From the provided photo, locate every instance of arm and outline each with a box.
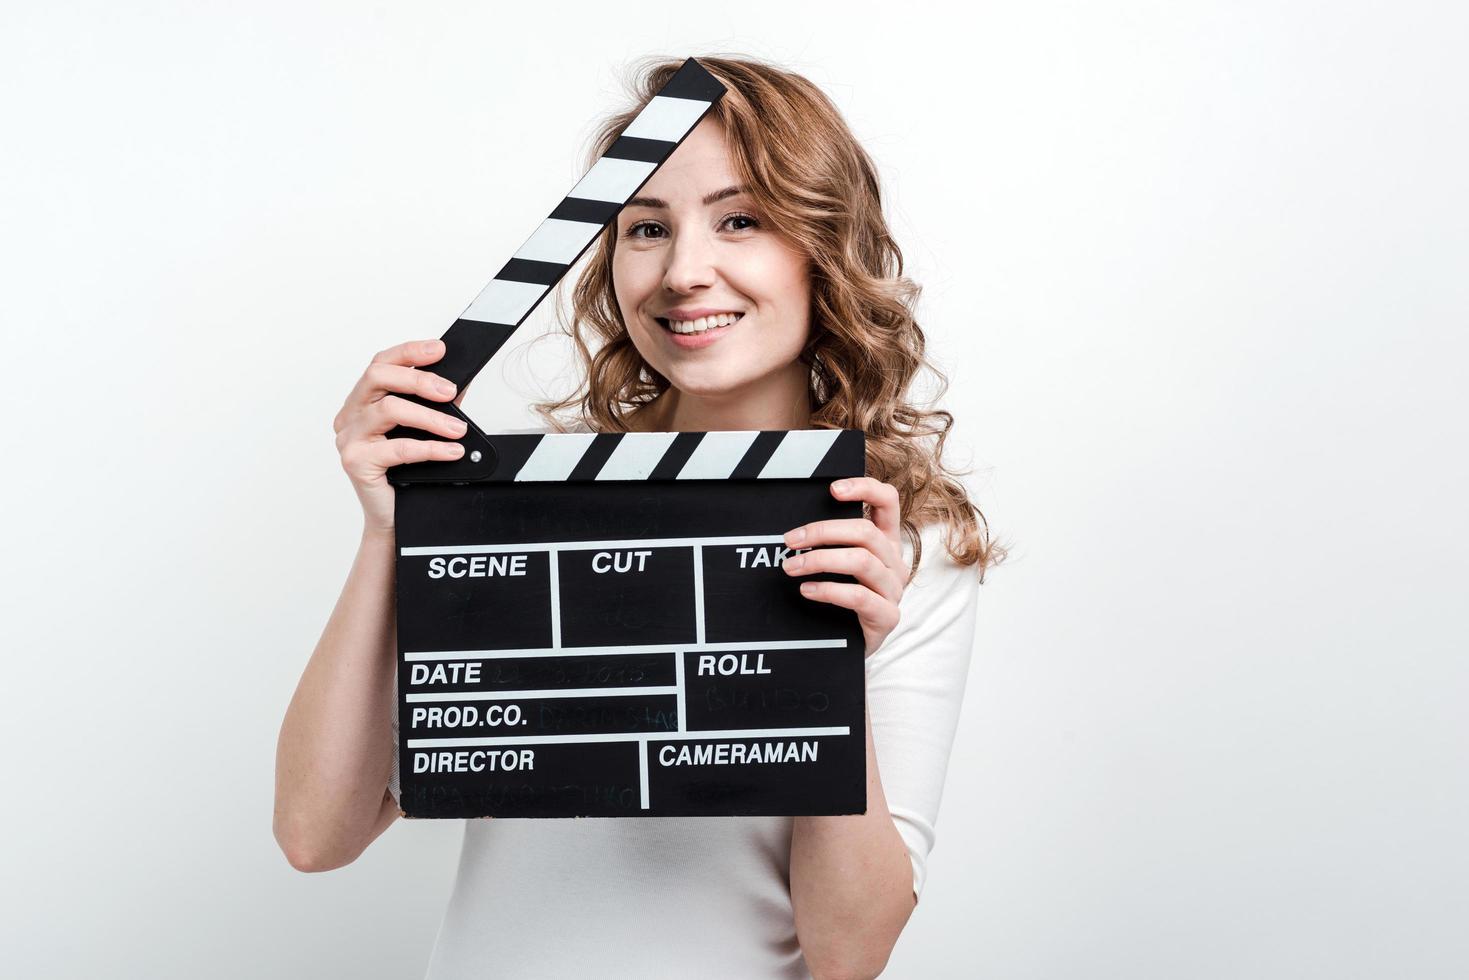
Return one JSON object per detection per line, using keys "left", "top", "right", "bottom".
{"left": 785, "top": 504, "right": 982, "bottom": 978}
{"left": 272, "top": 526, "right": 403, "bottom": 872}
{"left": 272, "top": 338, "right": 470, "bottom": 872}
{"left": 790, "top": 713, "right": 916, "bottom": 980}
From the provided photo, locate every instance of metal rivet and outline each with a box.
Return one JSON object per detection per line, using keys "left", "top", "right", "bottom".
{"left": 469, "top": 450, "right": 482, "bottom": 463}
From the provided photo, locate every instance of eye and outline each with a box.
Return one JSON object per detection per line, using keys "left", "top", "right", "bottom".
{"left": 624, "top": 220, "right": 666, "bottom": 241}
{"left": 723, "top": 212, "right": 759, "bottom": 231}
{"left": 622, "top": 212, "right": 760, "bottom": 241}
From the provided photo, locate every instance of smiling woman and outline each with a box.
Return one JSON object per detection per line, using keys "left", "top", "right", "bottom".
{"left": 276, "top": 53, "right": 1004, "bottom": 980}
{"left": 536, "top": 57, "right": 998, "bottom": 582}
{"left": 611, "top": 128, "right": 814, "bottom": 406}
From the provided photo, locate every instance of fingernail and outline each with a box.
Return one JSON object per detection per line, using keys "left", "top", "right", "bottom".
{"left": 800, "top": 583, "right": 816, "bottom": 595}
{"left": 422, "top": 340, "right": 443, "bottom": 355}
{"left": 833, "top": 480, "right": 850, "bottom": 492}
{"left": 435, "top": 379, "right": 456, "bottom": 396}
{"left": 787, "top": 528, "right": 806, "bottom": 545}
{"left": 783, "top": 555, "right": 804, "bottom": 571}
{"left": 448, "top": 418, "right": 467, "bottom": 434}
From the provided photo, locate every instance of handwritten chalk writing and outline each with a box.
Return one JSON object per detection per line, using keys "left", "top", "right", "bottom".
{"left": 409, "top": 704, "right": 524, "bottom": 728}
{"left": 734, "top": 545, "right": 811, "bottom": 569}
{"left": 701, "top": 685, "right": 831, "bottom": 714}
{"left": 427, "top": 554, "right": 529, "bottom": 579}
{"left": 543, "top": 783, "right": 640, "bottom": 810}
{"left": 657, "top": 740, "right": 819, "bottom": 766}
{"left": 413, "top": 749, "right": 535, "bottom": 773}
{"left": 536, "top": 701, "right": 677, "bottom": 733}
{"left": 591, "top": 550, "right": 653, "bottom": 573}
{"left": 410, "top": 662, "right": 482, "bottom": 686}
{"left": 696, "top": 653, "right": 771, "bottom": 676}
{"left": 476, "top": 658, "right": 655, "bottom": 688}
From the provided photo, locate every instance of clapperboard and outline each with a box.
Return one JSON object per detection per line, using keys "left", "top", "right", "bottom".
{"left": 386, "top": 58, "right": 866, "bottom": 819}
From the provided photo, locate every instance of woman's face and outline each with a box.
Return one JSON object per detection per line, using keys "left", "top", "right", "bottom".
{"left": 612, "top": 116, "right": 812, "bottom": 402}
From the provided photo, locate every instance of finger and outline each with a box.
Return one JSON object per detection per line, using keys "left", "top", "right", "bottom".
{"left": 367, "top": 394, "right": 469, "bottom": 440}
{"left": 830, "top": 477, "right": 901, "bottom": 541}
{"left": 341, "top": 437, "right": 465, "bottom": 477}
{"left": 784, "top": 518, "right": 899, "bottom": 571}
{"left": 360, "top": 437, "right": 467, "bottom": 473}
{"left": 342, "top": 361, "right": 458, "bottom": 421}
{"left": 796, "top": 581, "right": 900, "bottom": 632}
{"left": 372, "top": 338, "right": 450, "bottom": 368}
{"left": 782, "top": 546, "right": 904, "bottom": 603}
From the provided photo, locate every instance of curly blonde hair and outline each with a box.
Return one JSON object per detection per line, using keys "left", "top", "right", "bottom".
{"left": 531, "top": 54, "right": 1004, "bottom": 580}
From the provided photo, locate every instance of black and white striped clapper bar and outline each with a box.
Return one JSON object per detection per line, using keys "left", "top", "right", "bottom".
{"left": 386, "top": 58, "right": 866, "bottom": 819}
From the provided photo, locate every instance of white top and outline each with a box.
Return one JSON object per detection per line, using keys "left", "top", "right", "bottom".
{"left": 389, "top": 425, "right": 981, "bottom": 979}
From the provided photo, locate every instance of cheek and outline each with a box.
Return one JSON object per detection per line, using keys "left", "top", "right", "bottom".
{"left": 751, "top": 243, "right": 811, "bottom": 308}
{"left": 611, "top": 255, "right": 646, "bottom": 319}
{"left": 760, "top": 261, "right": 813, "bottom": 334}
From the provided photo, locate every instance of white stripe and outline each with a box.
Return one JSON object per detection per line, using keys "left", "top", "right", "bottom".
{"left": 402, "top": 532, "right": 786, "bottom": 555}
{"left": 639, "top": 740, "right": 650, "bottom": 809}
{"left": 460, "top": 277, "right": 546, "bottom": 325}
{"left": 513, "top": 217, "right": 603, "bottom": 265}
{"left": 403, "top": 638, "right": 847, "bottom": 662}
{"left": 675, "top": 652, "right": 686, "bottom": 732}
{"left": 693, "top": 544, "right": 706, "bottom": 646}
{"left": 548, "top": 549, "right": 561, "bottom": 649}
{"left": 676, "top": 430, "right": 760, "bottom": 479}
{"left": 757, "top": 429, "right": 843, "bottom": 478}
{"left": 622, "top": 95, "right": 714, "bottom": 143}
{"left": 568, "top": 156, "right": 657, "bottom": 203}
{"left": 595, "top": 431, "right": 680, "bottom": 480}
{"left": 407, "top": 725, "right": 851, "bottom": 748}
{"left": 406, "top": 686, "right": 677, "bottom": 702}
{"left": 514, "top": 432, "right": 598, "bottom": 481}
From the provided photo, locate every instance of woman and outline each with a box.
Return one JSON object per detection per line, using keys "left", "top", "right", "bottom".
{"left": 275, "top": 55, "right": 1002, "bottom": 979}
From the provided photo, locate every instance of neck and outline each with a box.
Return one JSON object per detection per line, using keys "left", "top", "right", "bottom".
{"left": 636, "top": 362, "right": 814, "bottom": 432}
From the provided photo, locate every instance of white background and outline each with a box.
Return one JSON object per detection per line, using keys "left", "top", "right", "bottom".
{"left": 3, "top": 1, "right": 1466, "bottom": 977}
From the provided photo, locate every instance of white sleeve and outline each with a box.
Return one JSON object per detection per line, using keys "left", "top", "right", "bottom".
{"left": 865, "top": 523, "right": 982, "bottom": 902}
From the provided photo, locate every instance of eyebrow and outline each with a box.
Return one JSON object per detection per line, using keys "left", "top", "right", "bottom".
{"left": 624, "top": 185, "right": 748, "bottom": 210}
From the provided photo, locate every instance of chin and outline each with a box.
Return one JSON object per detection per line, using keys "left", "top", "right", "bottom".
{"left": 662, "top": 371, "right": 749, "bottom": 398}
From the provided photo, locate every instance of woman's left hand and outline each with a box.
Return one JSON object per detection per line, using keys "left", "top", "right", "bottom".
{"left": 783, "top": 477, "right": 908, "bottom": 657}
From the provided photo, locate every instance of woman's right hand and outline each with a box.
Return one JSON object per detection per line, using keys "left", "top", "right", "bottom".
{"left": 333, "top": 338, "right": 468, "bottom": 532}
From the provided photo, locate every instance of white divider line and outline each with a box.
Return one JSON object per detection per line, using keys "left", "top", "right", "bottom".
{"left": 638, "top": 739, "right": 650, "bottom": 810}
{"left": 405, "top": 638, "right": 847, "bottom": 662}
{"left": 407, "top": 725, "right": 851, "bottom": 749}
{"left": 407, "top": 686, "right": 678, "bottom": 703}
{"left": 401, "top": 533, "right": 787, "bottom": 556}
{"left": 693, "top": 544, "right": 706, "bottom": 645}
{"left": 675, "top": 651, "right": 686, "bottom": 732}
{"left": 548, "top": 548, "right": 561, "bottom": 649}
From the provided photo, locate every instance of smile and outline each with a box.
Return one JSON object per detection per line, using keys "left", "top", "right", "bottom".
{"left": 654, "top": 312, "right": 744, "bottom": 349}
{"left": 657, "top": 312, "right": 744, "bottom": 334}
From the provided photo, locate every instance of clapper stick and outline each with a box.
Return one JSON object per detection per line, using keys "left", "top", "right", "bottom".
{"left": 385, "top": 56, "right": 727, "bottom": 482}
{"left": 384, "top": 56, "right": 869, "bottom": 819}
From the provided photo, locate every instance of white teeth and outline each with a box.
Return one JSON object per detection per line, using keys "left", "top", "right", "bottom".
{"left": 666, "top": 312, "right": 742, "bottom": 334}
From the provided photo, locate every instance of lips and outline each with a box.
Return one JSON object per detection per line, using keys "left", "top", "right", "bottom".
{"left": 656, "top": 312, "right": 745, "bottom": 335}
{"left": 654, "top": 312, "right": 741, "bottom": 349}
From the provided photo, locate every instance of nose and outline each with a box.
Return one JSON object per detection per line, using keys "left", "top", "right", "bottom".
{"left": 661, "top": 227, "right": 717, "bottom": 294}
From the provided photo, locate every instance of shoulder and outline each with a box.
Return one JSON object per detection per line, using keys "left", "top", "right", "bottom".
{"left": 900, "top": 522, "right": 981, "bottom": 607}
{"left": 869, "top": 521, "right": 982, "bottom": 664}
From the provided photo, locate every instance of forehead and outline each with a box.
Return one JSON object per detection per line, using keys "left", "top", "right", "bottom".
{"left": 630, "top": 115, "right": 738, "bottom": 203}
